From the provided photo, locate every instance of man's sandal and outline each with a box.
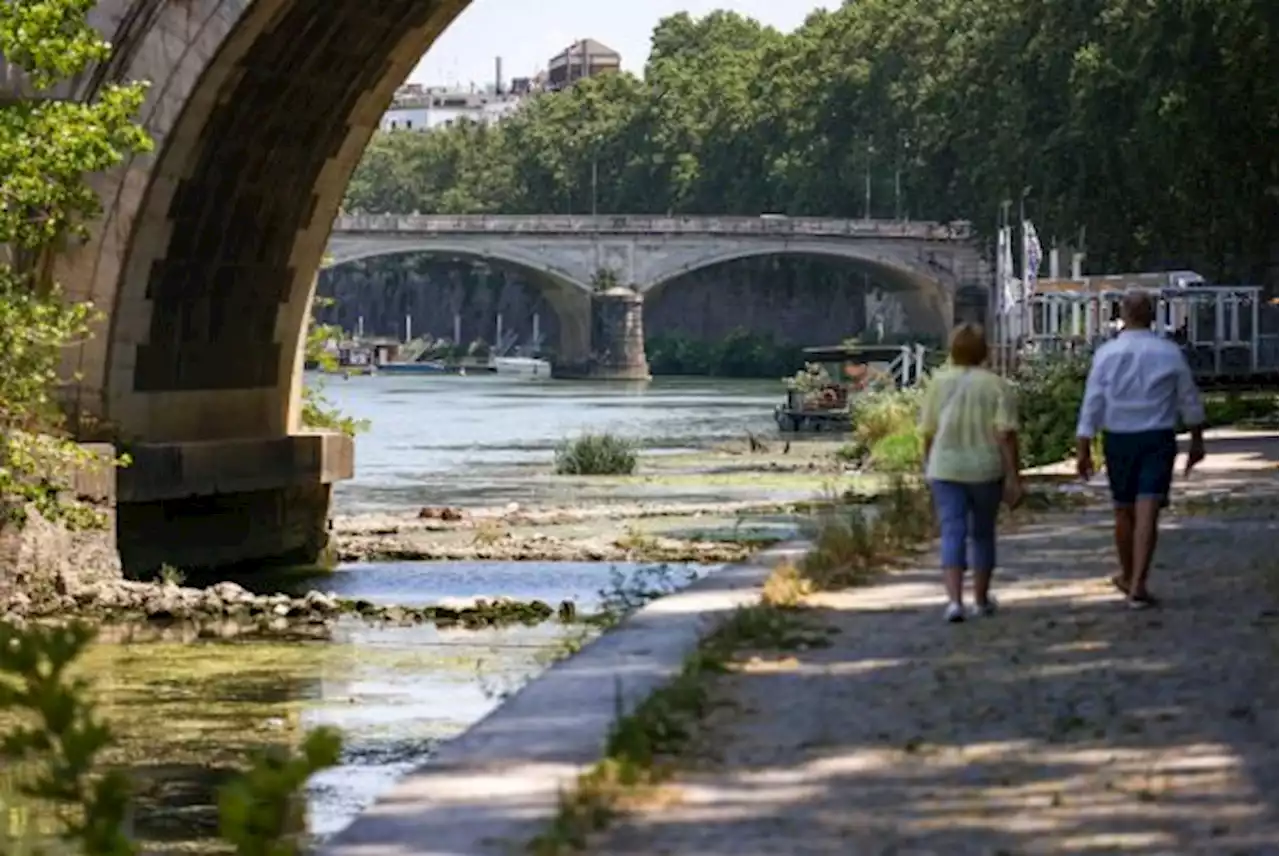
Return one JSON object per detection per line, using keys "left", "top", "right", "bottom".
{"left": 1126, "top": 591, "right": 1160, "bottom": 610}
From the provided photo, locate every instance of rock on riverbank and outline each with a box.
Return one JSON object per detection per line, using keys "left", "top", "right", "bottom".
{"left": 1, "top": 577, "right": 567, "bottom": 635}
{"left": 336, "top": 530, "right": 754, "bottom": 564}
{"left": 334, "top": 499, "right": 806, "bottom": 537}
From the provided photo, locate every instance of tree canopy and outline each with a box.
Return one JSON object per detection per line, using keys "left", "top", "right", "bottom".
{"left": 345, "top": 1, "right": 1277, "bottom": 286}
{"left": 1, "top": 0, "right": 152, "bottom": 523}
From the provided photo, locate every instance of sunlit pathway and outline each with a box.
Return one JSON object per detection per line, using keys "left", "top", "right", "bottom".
{"left": 589, "top": 441, "right": 1279, "bottom": 855}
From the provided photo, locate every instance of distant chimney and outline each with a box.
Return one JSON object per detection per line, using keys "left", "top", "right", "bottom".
{"left": 495, "top": 56, "right": 503, "bottom": 94}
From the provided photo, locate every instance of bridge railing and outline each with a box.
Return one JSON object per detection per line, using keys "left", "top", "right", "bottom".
{"left": 332, "top": 213, "right": 973, "bottom": 241}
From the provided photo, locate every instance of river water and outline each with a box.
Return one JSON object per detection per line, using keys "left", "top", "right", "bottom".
{"left": 2, "top": 375, "right": 782, "bottom": 852}
{"left": 326, "top": 373, "right": 780, "bottom": 513}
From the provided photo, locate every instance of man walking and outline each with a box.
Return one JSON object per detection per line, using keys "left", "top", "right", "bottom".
{"left": 1075, "top": 291, "right": 1207, "bottom": 609}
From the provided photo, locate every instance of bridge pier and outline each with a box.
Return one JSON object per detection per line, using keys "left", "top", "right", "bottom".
{"left": 555, "top": 288, "right": 651, "bottom": 380}
{"left": 114, "top": 433, "right": 354, "bottom": 576}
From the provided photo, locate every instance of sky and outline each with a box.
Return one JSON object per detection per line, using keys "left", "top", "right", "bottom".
{"left": 408, "top": 0, "right": 836, "bottom": 88}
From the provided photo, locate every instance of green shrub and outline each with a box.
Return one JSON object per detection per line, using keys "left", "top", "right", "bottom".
{"left": 0, "top": 622, "right": 341, "bottom": 856}
{"left": 1202, "top": 393, "right": 1278, "bottom": 429}
{"left": 852, "top": 387, "right": 921, "bottom": 449}
{"left": 554, "top": 433, "right": 637, "bottom": 476}
{"left": 1011, "top": 351, "right": 1091, "bottom": 468}
{"left": 868, "top": 429, "right": 922, "bottom": 473}
{"left": 844, "top": 387, "right": 922, "bottom": 464}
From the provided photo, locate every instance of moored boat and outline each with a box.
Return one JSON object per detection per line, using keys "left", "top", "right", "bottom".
{"left": 490, "top": 355, "right": 552, "bottom": 377}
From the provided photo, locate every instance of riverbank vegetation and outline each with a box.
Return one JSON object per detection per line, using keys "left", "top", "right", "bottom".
{"left": 301, "top": 298, "right": 368, "bottom": 436}
{"left": 0, "top": 0, "right": 152, "bottom": 526}
{"left": 345, "top": 1, "right": 1274, "bottom": 288}
{"left": 554, "top": 433, "right": 638, "bottom": 476}
{"left": 645, "top": 331, "right": 804, "bottom": 379}
{"left": 843, "top": 356, "right": 1278, "bottom": 475}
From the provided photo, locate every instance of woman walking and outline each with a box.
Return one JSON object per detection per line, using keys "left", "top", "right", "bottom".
{"left": 918, "top": 323, "right": 1024, "bottom": 622}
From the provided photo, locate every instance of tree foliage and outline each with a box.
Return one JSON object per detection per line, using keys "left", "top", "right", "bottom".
{"left": 346, "top": 2, "right": 1276, "bottom": 286}
{"left": 0, "top": 0, "right": 152, "bottom": 525}
{"left": 300, "top": 297, "right": 367, "bottom": 436}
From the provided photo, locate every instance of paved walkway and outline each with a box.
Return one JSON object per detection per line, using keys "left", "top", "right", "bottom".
{"left": 589, "top": 434, "right": 1278, "bottom": 855}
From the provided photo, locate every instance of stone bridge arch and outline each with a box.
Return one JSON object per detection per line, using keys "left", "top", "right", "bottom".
{"left": 62, "top": 0, "right": 477, "bottom": 446}
{"left": 636, "top": 243, "right": 957, "bottom": 340}
{"left": 51, "top": 0, "right": 481, "bottom": 574}
{"left": 38, "top": 0, "right": 981, "bottom": 576}
{"left": 322, "top": 245, "right": 595, "bottom": 363}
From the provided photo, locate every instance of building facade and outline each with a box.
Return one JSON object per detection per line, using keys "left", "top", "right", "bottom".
{"left": 546, "top": 39, "right": 620, "bottom": 91}
{"left": 379, "top": 83, "right": 524, "bottom": 132}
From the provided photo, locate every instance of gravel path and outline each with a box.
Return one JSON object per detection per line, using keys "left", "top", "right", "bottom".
{"left": 589, "top": 445, "right": 1278, "bottom": 855}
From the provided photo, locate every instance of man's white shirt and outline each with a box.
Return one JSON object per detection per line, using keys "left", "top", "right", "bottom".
{"left": 1076, "top": 330, "right": 1206, "bottom": 438}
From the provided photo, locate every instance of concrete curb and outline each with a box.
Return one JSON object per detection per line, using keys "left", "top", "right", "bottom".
{"left": 320, "top": 540, "right": 811, "bottom": 856}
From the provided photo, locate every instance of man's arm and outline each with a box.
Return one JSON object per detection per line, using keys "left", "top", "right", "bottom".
{"left": 1074, "top": 349, "right": 1108, "bottom": 471}
{"left": 1174, "top": 348, "right": 1207, "bottom": 469}
{"left": 995, "top": 380, "right": 1020, "bottom": 477}
{"left": 1075, "top": 350, "right": 1108, "bottom": 441}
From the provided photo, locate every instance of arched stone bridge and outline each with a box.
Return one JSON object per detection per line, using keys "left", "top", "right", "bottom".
{"left": 16, "top": 0, "right": 988, "bottom": 582}
{"left": 327, "top": 214, "right": 987, "bottom": 377}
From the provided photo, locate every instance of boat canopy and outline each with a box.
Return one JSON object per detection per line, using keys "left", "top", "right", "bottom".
{"left": 801, "top": 344, "right": 913, "bottom": 364}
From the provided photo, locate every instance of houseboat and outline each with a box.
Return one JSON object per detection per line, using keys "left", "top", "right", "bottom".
{"left": 774, "top": 343, "right": 932, "bottom": 433}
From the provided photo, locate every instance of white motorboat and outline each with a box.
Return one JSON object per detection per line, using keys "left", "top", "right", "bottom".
{"left": 490, "top": 355, "right": 552, "bottom": 377}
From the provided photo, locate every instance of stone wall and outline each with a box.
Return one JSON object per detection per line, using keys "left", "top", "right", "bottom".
{"left": 318, "top": 255, "right": 877, "bottom": 350}
{"left": 317, "top": 257, "right": 561, "bottom": 350}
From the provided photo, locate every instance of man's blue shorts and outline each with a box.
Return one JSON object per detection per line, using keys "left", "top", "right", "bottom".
{"left": 1102, "top": 429, "right": 1178, "bottom": 507}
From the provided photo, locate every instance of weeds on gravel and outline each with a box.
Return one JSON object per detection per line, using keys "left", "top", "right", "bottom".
{"left": 761, "top": 560, "right": 811, "bottom": 607}
{"left": 471, "top": 519, "right": 508, "bottom": 546}
{"left": 793, "top": 475, "right": 934, "bottom": 590}
{"left": 528, "top": 604, "right": 829, "bottom": 854}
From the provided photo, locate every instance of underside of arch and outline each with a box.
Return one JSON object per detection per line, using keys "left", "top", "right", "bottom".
{"left": 98, "top": 0, "right": 472, "bottom": 442}
{"left": 639, "top": 247, "right": 956, "bottom": 339}
{"left": 324, "top": 248, "right": 592, "bottom": 360}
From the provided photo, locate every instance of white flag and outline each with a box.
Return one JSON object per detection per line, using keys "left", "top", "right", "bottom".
{"left": 1022, "top": 220, "right": 1043, "bottom": 297}
{"left": 1000, "top": 226, "right": 1020, "bottom": 314}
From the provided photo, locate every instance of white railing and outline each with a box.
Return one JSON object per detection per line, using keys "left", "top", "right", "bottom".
{"left": 887, "top": 344, "right": 930, "bottom": 387}
{"left": 332, "top": 213, "right": 973, "bottom": 242}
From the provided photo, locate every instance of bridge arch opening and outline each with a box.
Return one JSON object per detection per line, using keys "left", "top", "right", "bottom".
{"left": 641, "top": 248, "right": 958, "bottom": 343}
{"left": 84, "top": 0, "right": 478, "bottom": 444}
{"left": 318, "top": 249, "right": 591, "bottom": 363}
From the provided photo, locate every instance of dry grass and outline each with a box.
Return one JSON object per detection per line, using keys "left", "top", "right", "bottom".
{"left": 791, "top": 476, "right": 935, "bottom": 591}
{"left": 761, "top": 561, "right": 811, "bottom": 608}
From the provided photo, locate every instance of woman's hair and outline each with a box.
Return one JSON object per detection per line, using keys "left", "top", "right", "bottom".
{"left": 949, "top": 323, "right": 989, "bottom": 366}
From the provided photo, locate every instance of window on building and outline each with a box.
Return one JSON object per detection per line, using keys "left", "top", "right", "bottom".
{"left": 405, "top": 120, "right": 413, "bottom": 130}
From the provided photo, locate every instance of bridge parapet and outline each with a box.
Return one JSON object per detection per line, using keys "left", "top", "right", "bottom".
{"left": 332, "top": 213, "right": 973, "bottom": 242}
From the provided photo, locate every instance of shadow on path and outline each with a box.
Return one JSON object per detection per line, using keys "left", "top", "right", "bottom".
{"left": 589, "top": 510, "right": 1278, "bottom": 855}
